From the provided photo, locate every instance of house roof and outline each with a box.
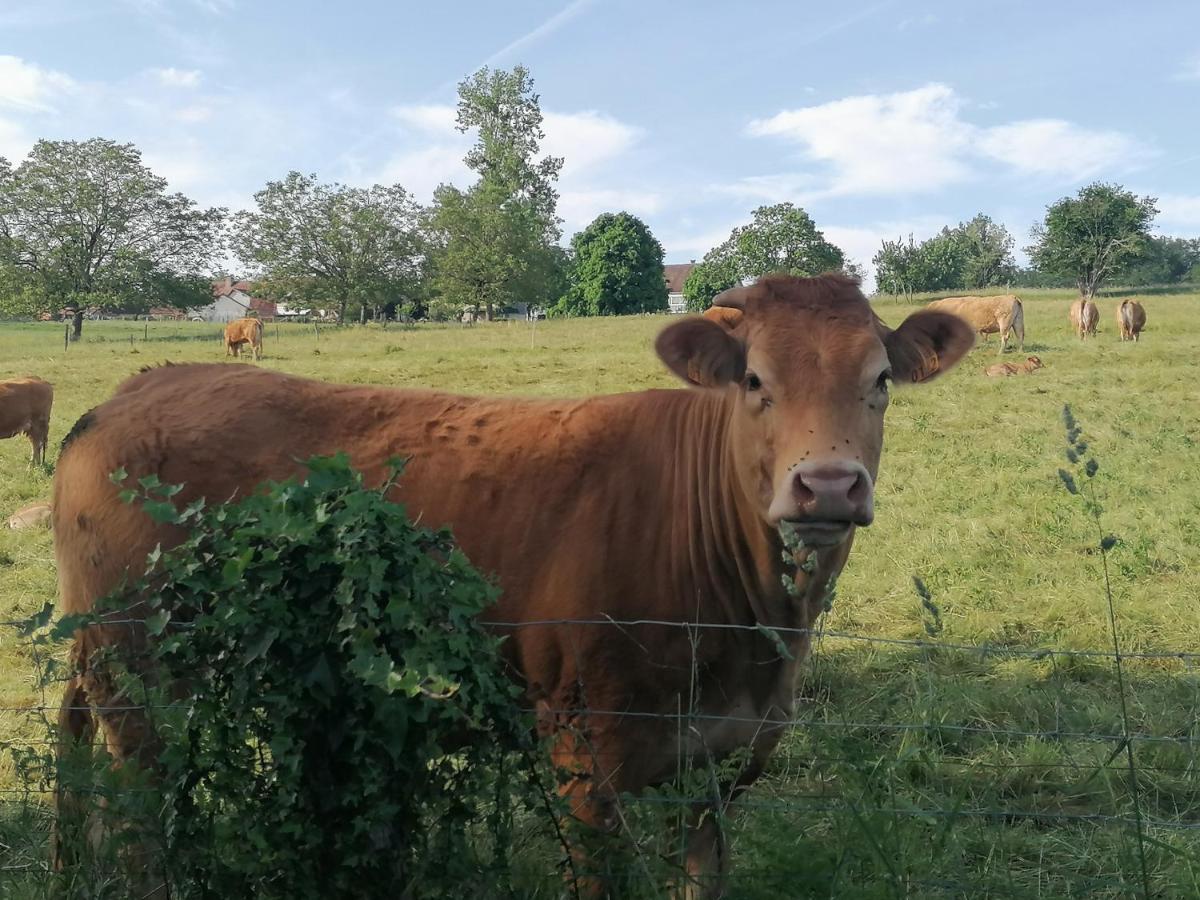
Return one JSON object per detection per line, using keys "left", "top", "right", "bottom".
{"left": 249, "top": 297, "right": 277, "bottom": 318}
{"left": 663, "top": 263, "right": 696, "bottom": 295}
{"left": 212, "top": 276, "right": 256, "bottom": 298}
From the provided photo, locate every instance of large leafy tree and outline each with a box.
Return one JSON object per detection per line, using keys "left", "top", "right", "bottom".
{"left": 708, "top": 203, "right": 846, "bottom": 282}
{"left": 0, "top": 138, "right": 223, "bottom": 338}
{"left": 552, "top": 212, "right": 666, "bottom": 316}
{"left": 955, "top": 213, "right": 1016, "bottom": 289}
{"left": 232, "top": 172, "right": 425, "bottom": 325}
{"left": 1027, "top": 183, "right": 1157, "bottom": 299}
{"left": 429, "top": 66, "right": 562, "bottom": 320}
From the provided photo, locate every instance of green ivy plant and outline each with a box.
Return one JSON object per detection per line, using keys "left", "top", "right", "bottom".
{"left": 89, "top": 454, "right": 539, "bottom": 899}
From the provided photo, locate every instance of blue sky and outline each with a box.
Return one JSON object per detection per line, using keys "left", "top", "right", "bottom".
{"left": 2, "top": 0, "right": 1199, "bottom": 287}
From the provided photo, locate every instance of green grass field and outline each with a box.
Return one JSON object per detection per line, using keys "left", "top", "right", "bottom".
{"left": 2, "top": 288, "right": 1198, "bottom": 897}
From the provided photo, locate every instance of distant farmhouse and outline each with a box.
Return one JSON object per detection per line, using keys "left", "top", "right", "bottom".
{"left": 184, "top": 277, "right": 312, "bottom": 322}
{"left": 183, "top": 277, "right": 278, "bottom": 322}
{"left": 663, "top": 262, "right": 696, "bottom": 314}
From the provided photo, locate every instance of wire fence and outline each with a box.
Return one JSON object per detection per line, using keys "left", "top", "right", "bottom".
{"left": 2, "top": 608, "right": 1198, "bottom": 897}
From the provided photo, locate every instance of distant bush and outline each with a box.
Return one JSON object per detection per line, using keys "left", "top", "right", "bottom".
{"left": 81, "top": 455, "right": 537, "bottom": 899}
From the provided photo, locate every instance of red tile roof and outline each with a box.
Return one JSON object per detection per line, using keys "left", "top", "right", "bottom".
{"left": 249, "top": 297, "right": 277, "bottom": 319}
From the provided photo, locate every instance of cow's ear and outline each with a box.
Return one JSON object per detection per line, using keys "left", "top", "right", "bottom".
{"left": 885, "top": 310, "right": 975, "bottom": 385}
{"left": 656, "top": 317, "right": 746, "bottom": 388}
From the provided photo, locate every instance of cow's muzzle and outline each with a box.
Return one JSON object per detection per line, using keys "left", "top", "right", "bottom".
{"left": 769, "top": 461, "right": 874, "bottom": 545}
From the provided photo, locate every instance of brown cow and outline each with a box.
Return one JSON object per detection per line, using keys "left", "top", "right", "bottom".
{"left": 1070, "top": 298, "right": 1099, "bottom": 339}
{"left": 0, "top": 376, "right": 53, "bottom": 465}
{"left": 1117, "top": 299, "right": 1146, "bottom": 342}
{"left": 925, "top": 294, "right": 1025, "bottom": 353}
{"left": 52, "top": 275, "right": 974, "bottom": 897}
{"left": 223, "top": 316, "right": 263, "bottom": 359}
{"left": 983, "top": 355, "right": 1044, "bottom": 377}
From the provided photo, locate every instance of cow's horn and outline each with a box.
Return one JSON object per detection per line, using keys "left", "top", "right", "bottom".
{"left": 712, "top": 285, "right": 750, "bottom": 309}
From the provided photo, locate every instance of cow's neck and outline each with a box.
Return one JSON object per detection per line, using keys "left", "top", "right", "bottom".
{"left": 666, "top": 389, "right": 849, "bottom": 647}
{"left": 669, "top": 391, "right": 788, "bottom": 631}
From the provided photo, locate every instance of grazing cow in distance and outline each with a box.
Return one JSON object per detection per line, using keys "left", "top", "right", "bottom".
{"left": 984, "top": 355, "right": 1044, "bottom": 377}
{"left": 1070, "top": 298, "right": 1099, "bottom": 339}
{"left": 1117, "top": 299, "right": 1146, "bottom": 342}
{"left": 52, "top": 274, "right": 975, "bottom": 897}
{"left": 0, "top": 376, "right": 53, "bottom": 465}
{"left": 925, "top": 295, "right": 1025, "bottom": 354}
{"left": 223, "top": 317, "right": 263, "bottom": 360}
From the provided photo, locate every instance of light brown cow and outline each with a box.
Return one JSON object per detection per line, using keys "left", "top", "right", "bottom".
{"left": 984, "top": 355, "right": 1044, "bottom": 377}
{"left": 925, "top": 294, "right": 1025, "bottom": 353}
{"left": 223, "top": 316, "right": 263, "bottom": 359}
{"left": 52, "top": 274, "right": 974, "bottom": 897}
{"left": 0, "top": 376, "right": 53, "bottom": 465}
{"left": 1070, "top": 298, "right": 1099, "bottom": 339}
{"left": 7, "top": 501, "right": 52, "bottom": 529}
{"left": 1117, "top": 299, "right": 1146, "bottom": 342}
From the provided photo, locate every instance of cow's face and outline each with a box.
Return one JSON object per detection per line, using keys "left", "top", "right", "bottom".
{"left": 657, "top": 274, "right": 974, "bottom": 547}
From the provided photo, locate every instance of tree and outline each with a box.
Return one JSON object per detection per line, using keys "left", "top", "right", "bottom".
{"left": 1027, "top": 183, "right": 1157, "bottom": 299}
{"left": 233, "top": 172, "right": 424, "bottom": 325}
{"left": 1118, "top": 235, "right": 1200, "bottom": 285}
{"left": 552, "top": 213, "right": 667, "bottom": 316}
{"left": 955, "top": 214, "right": 1016, "bottom": 288}
{"left": 710, "top": 203, "right": 846, "bottom": 282}
{"left": 429, "top": 66, "right": 562, "bottom": 320}
{"left": 873, "top": 235, "right": 924, "bottom": 301}
{"left": 0, "top": 138, "right": 223, "bottom": 338}
{"left": 682, "top": 259, "right": 739, "bottom": 312}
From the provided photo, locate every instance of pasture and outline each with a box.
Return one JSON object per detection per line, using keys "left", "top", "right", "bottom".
{"left": 1, "top": 287, "right": 1198, "bottom": 897}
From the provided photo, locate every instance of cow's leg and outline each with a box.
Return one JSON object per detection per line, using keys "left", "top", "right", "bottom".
{"left": 29, "top": 416, "right": 49, "bottom": 466}
{"left": 682, "top": 806, "right": 727, "bottom": 900}
{"left": 53, "top": 674, "right": 96, "bottom": 872}
{"left": 76, "top": 640, "right": 170, "bottom": 898}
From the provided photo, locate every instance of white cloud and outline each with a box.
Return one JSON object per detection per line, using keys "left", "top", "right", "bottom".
{"left": 0, "top": 117, "right": 32, "bottom": 162}
{"left": 656, "top": 224, "right": 738, "bottom": 262}
{"left": 1173, "top": 55, "right": 1200, "bottom": 81}
{"left": 374, "top": 145, "right": 471, "bottom": 201}
{"left": 978, "top": 119, "right": 1147, "bottom": 179}
{"left": 543, "top": 111, "right": 642, "bottom": 175}
{"left": 708, "top": 172, "right": 823, "bottom": 203}
{"left": 744, "top": 83, "right": 1150, "bottom": 200}
{"left": 174, "top": 104, "right": 212, "bottom": 123}
{"left": 557, "top": 187, "right": 663, "bottom": 238}
{"left": 1155, "top": 193, "right": 1200, "bottom": 228}
{"left": 391, "top": 103, "right": 458, "bottom": 135}
{"left": 0, "top": 55, "right": 75, "bottom": 111}
{"left": 153, "top": 67, "right": 202, "bottom": 88}
{"left": 748, "top": 83, "right": 974, "bottom": 196}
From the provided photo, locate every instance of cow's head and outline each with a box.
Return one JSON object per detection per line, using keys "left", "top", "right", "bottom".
{"left": 656, "top": 274, "right": 974, "bottom": 547}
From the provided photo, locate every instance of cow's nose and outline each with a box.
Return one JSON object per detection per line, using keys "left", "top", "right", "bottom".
{"left": 790, "top": 462, "right": 874, "bottom": 525}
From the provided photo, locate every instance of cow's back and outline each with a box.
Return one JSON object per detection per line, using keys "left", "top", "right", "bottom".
{"left": 54, "top": 362, "right": 793, "bottom": 786}
{"left": 0, "top": 377, "right": 53, "bottom": 437}
{"left": 927, "top": 295, "right": 1018, "bottom": 334}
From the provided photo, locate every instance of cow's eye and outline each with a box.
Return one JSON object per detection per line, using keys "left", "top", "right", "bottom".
{"left": 876, "top": 370, "right": 892, "bottom": 393}
{"left": 746, "top": 373, "right": 762, "bottom": 391}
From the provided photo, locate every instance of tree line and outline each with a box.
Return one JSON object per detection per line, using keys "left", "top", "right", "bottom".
{"left": 875, "top": 188, "right": 1198, "bottom": 301}
{"left": 1, "top": 64, "right": 1196, "bottom": 338}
